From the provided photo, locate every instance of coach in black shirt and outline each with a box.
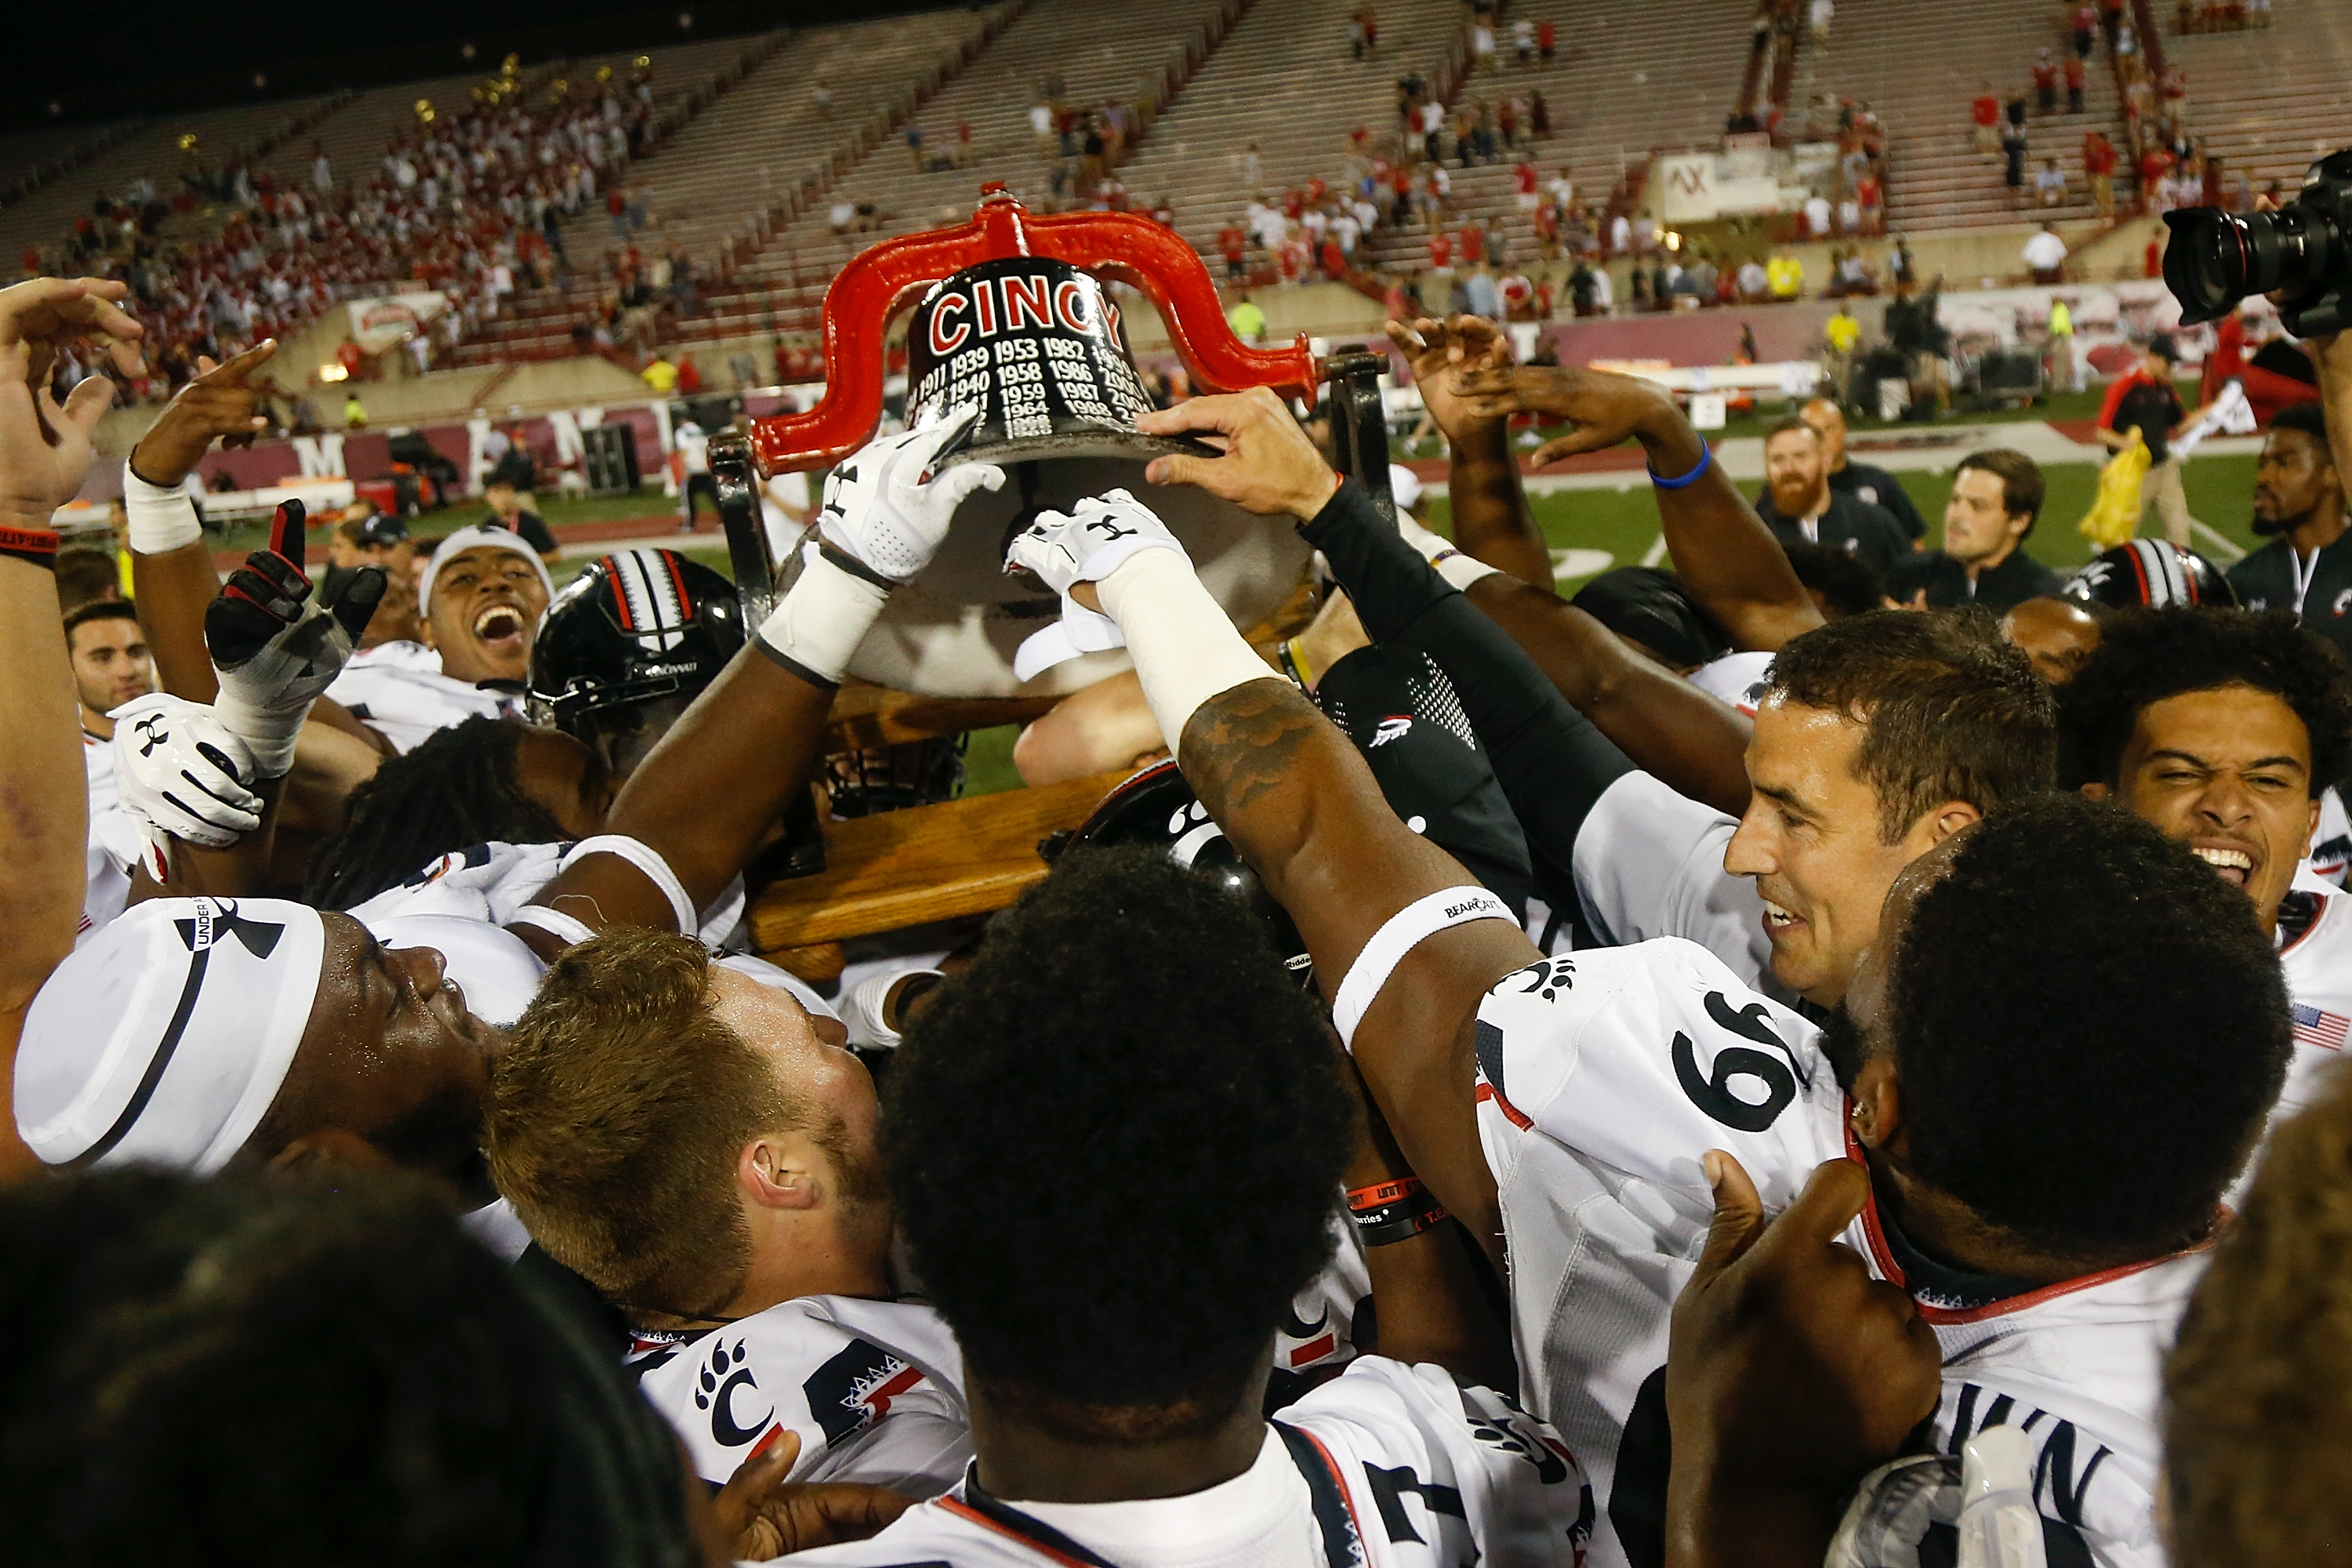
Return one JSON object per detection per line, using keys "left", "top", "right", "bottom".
{"left": 2228, "top": 400, "right": 2352, "bottom": 664}
{"left": 1803, "top": 396, "right": 1929, "bottom": 541}
{"left": 1755, "top": 416, "right": 1911, "bottom": 579}
{"left": 1886, "top": 448, "right": 2063, "bottom": 614}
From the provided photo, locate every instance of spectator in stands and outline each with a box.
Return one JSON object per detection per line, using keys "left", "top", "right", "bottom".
{"left": 675, "top": 353, "right": 702, "bottom": 397}
{"left": 1755, "top": 416, "right": 1911, "bottom": 575}
{"left": 2034, "top": 49, "right": 2060, "bottom": 114}
{"left": 640, "top": 350, "right": 678, "bottom": 397}
{"left": 2065, "top": 51, "right": 2088, "bottom": 114}
{"left": 481, "top": 477, "right": 560, "bottom": 564}
{"left": 2034, "top": 158, "right": 2068, "bottom": 210}
{"left": 1972, "top": 83, "right": 2002, "bottom": 155}
{"left": 2003, "top": 115, "right": 2031, "bottom": 205}
{"left": 489, "top": 424, "right": 539, "bottom": 495}
{"left": 2085, "top": 129, "right": 2119, "bottom": 219}
{"left": 2049, "top": 294, "right": 2080, "bottom": 393}
{"left": 1804, "top": 190, "right": 1833, "bottom": 239}
{"left": 2073, "top": 0, "right": 2098, "bottom": 56}
{"left": 342, "top": 391, "right": 366, "bottom": 429}
{"left": 1810, "top": 0, "right": 1834, "bottom": 44}
{"left": 2024, "top": 220, "right": 2068, "bottom": 281}
{"left": 1737, "top": 254, "right": 1769, "bottom": 300}
{"left": 1766, "top": 248, "right": 1803, "bottom": 300}
{"left": 1823, "top": 303, "right": 1862, "bottom": 405}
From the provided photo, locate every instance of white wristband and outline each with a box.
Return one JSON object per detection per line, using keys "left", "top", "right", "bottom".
{"left": 1332, "top": 886, "right": 1518, "bottom": 1050}
{"left": 122, "top": 461, "right": 202, "bottom": 555}
{"left": 754, "top": 543, "right": 890, "bottom": 687}
{"left": 1094, "top": 548, "right": 1279, "bottom": 753}
{"left": 560, "top": 833, "right": 698, "bottom": 935}
{"left": 1396, "top": 513, "right": 1503, "bottom": 591}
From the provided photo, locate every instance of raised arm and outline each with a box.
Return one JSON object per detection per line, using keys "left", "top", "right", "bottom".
{"left": 0, "top": 278, "right": 145, "bottom": 1178}
{"left": 1001, "top": 391, "right": 1545, "bottom": 1264}
{"left": 123, "top": 339, "right": 279, "bottom": 702}
{"left": 1390, "top": 315, "right": 1553, "bottom": 589}
{"left": 1458, "top": 365, "right": 1824, "bottom": 652}
{"left": 521, "top": 418, "right": 1004, "bottom": 946}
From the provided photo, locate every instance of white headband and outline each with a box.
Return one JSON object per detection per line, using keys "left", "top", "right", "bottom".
{"left": 419, "top": 524, "right": 556, "bottom": 617}
{"left": 16, "top": 898, "right": 325, "bottom": 1173}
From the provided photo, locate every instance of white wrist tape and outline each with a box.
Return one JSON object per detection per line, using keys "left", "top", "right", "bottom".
{"left": 210, "top": 693, "right": 307, "bottom": 780}
{"left": 1094, "top": 547, "right": 1280, "bottom": 754}
{"left": 560, "top": 833, "right": 698, "bottom": 935}
{"left": 1332, "top": 886, "right": 1518, "bottom": 1050}
{"left": 122, "top": 462, "right": 202, "bottom": 555}
{"left": 755, "top": 543, "right": 890, "bottom": 686}
{"left": 1396, "top": 513, "right": 1504, "bottom": 592}
{"left": 510, "top": 905, "right": 597, "bottom": 949}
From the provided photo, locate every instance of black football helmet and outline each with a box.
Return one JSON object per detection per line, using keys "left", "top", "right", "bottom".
{"left": 2064, "top": 540, "right": 2241, "bottom": 613}
{"left": 1041, "top": 760, "right": 1311, "bottom": 976}
{"left": 526, "top": 548, "right": 745, "bottom": 776}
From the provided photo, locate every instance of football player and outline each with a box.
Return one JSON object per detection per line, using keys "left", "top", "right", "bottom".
{"left": 11, "top": 416, "right": 1001, "bottom": 1199}
{"left": 1011, "top": 390, "right": 2289, "bottom": 1567}
{"left": 780, "top": 848, "right": 1592, "bottom": 1568}
{"left": 485, "top": 927, "right": 968, "bottom": 1497}
{"left": 2060, "top": 606, "right": 2352, "bottom": 1130}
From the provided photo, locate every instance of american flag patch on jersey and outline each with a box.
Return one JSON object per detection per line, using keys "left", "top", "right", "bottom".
{"left": 2293, "top": 1004, "right": 2350, "bottom": 1051}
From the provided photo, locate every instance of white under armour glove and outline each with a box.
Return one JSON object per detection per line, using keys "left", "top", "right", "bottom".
{"left": 815, "top": 406, "right": 1004, "bottom": 583}
{"left": 110, "top": 694, "right": 265, "bottom": 880}
{"left": 1004, "top": 488, "right": 1192, "bottom": 680}
{"left": 205, "top": 503, "right": 383, "bottom": 778}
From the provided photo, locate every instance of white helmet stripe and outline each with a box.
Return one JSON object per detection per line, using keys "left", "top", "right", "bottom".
{"left": 611, "top": 550, "right": 686, "bottom": 652}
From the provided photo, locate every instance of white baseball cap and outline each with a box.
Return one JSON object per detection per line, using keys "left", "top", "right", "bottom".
{"left": 16, "top": 897, "right": 325, "bottom": 1173}
{"left": 419, "top": 524, "right": 556, "bottom": 617}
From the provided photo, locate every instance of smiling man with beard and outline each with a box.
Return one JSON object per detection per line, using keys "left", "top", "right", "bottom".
{"left": 2061, "top": 605, "right": 2352, "bottom": 1131}
{"left": 325, "top": 526, "right": 556, "bottom": 755}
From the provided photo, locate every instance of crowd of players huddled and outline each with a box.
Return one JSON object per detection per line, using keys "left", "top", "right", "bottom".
{"left": 7, "top": 263, "right": 2352, "bottom": 1568}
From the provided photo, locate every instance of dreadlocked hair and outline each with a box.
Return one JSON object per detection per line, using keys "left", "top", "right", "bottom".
{"left": 304, "top": 716, "right": 570, "bottom": 910}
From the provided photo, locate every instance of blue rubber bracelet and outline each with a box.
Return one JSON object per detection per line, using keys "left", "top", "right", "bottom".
{"left": 1648, "top": 441, "right": 1713, "bottom": 490}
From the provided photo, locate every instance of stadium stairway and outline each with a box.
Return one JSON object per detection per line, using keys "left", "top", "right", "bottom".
{"left": 1353, "top": 0, "right": 1759, "bottom": 280}
{"left": 2156, "top": 0, "right": 2352, "bottom": 197}
{"left": 1816, "top": 0, "right": 2134, "bottom": 234}
{"left": 450, "top": 10, "right": 1013, "bottom": 366}
{"left": 709, "top": 0, "right": 1247, "bottom": 339}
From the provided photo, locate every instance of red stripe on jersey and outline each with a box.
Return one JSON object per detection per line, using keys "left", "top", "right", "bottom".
{"left": 1842, "top": 1103, "right": 2216, "bottom": 1324}
{"left": 1477, "top": 1078, "right": 1533, "bottom": 1130}
{"left": 865, "top": 1362, "right": 926, "bottom": 1421}
{"left": 935, "top": 1498, "right": 1100, "bottom": 1568}
{"left": 1288, "top": 1332, "right": 1337, "bottom": 1367}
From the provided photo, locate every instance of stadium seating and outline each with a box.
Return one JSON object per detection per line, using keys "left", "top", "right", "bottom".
{"left": 717, "top": 0, "right": 1246, "bottom": 325}
{"left": 1350, "top": 0, "right": 1759, "bottom": 278}
{"left": 1799, "top": 0, "right": 2134, "bottom": 233}
{"left": 2159, "top": 2, "right": 2352, "bottom": 196}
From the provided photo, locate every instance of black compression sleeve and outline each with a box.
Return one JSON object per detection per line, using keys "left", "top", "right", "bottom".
{"left": 1301, "top": 481, "right": 1634, "bottom": 858}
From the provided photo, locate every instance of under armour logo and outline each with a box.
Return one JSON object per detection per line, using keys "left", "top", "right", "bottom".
{"left": 1083, "top": 516, "right": 1139, "bottom": 543}
{"left": 172, "top": 899, "right": 286, "bottom": 959}
{"left": 132, "top": 713, "right": 169, "bottom": 758}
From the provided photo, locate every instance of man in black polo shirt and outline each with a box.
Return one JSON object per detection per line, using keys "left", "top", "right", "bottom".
{"left": 2228, "top": 400, "right": 2352, "bottom": 664}
{"left": 1802, "top": 395, "right": 1928, "bottom": 542}
{"left": 1753, "top": 416, "right": 1911, "bottom": 577}
{"left": 1886, "top": 448, "right": 2063, "bottom": 613}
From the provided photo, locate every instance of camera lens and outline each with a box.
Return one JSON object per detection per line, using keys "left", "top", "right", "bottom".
{"left": 2161, "top": 209, "right": 2256, "bottom": 322}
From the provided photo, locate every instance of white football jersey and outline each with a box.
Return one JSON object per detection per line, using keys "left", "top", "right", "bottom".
{"left": 78, "top": 730, "right": 138, "bottom": 944}
{"left": 633, "top": 1295, "right": 969, "bottom": 1496}
{"left": 2270, "top": 887, "right": 2352, "bottom": 1124}
{"left": 1269, "top": 1214, "right": 1374, "bottom": 1406}
{"left": 2300, "top": 785, "right": 2349, "bottom": 887}
{"left": 347, "top": 840, "right": 755, "bottom": 956}
{"left": 779, "top": 1356, "right": 1592, "bottom": 1568}
{"left": 1569, "top": 771, "right": 1786, "bottom": 1002}
{"left": 1474, "top": 938, "right": 2197, "bottom": 1568}
{"left": 325, "top": 640, "right": 521, "bottom": 754}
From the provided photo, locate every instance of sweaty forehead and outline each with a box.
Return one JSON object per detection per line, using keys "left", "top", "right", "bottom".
{"left": 707, "top": 963, "right": 819, "bottom": 1054}
{"left": 2133, "top": 684, "right": 2310, "bottom": 767}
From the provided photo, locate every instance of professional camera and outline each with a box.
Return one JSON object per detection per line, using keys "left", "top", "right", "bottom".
{"left": 2163, "top": 147, "right": 2352, "bottom": 336}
